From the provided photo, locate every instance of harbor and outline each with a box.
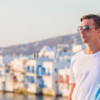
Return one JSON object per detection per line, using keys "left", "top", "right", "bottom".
{"left": 0, "top": 93, "right": 68, "bottom": 100}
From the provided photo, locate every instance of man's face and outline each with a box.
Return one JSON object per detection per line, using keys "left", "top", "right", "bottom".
{"left": 80, "top": 19, "right": 98, "bottom": 44}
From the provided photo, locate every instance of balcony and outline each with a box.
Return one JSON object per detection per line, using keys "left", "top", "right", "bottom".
{"left": 37, "top": 67, "right": 45, "bottom": 76}
{"left": 24, "top": 76, "right": 34, "bottom": 83}
{"left": 39, "top": 84, "right": 45, "bottom": 88}
{"left": 39, "top": 80, "right": 45, "bottom": 88}
{"left": 37, "top": 67, "right": 51, "bottom": 76}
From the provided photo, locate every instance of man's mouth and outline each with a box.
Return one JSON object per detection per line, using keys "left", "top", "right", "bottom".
{"left": 81, "top": 36, "right": 86, "bottom": 39}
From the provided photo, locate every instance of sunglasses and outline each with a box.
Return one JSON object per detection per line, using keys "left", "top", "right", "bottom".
{"left": 77, "top": 25, "right": 95, "bottom": 33}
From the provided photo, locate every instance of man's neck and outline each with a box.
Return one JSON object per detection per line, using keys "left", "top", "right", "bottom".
{"left": 84, "top": 42, "right": 100, "bottom": 54}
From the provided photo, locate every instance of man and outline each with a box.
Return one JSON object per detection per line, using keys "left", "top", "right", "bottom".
{"left": 68, "top": 14, "right": 100, "bottom": 100}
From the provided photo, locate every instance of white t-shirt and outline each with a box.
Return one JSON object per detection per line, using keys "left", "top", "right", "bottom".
{"left": 70, "top": 50, "right": 100, "bottom": 100}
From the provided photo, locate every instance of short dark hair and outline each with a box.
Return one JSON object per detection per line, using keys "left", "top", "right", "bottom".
{"left": 81, "top": 14, "right": 100, "bottom": 30}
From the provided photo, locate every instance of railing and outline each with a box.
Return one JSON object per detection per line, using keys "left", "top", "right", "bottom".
{"left": 39, "top": 84, "right": 45, "bottom": 88}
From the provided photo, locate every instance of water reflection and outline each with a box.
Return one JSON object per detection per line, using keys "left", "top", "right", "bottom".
{"left": 0, "top": 93, "right": 68, "bottom": 100}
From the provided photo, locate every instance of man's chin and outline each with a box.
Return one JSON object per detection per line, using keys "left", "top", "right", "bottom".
{"left": 82, "top": 40, "right": 88, "bottom": 43}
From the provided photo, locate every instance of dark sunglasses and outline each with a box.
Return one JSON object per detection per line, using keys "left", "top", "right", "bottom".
{"left": 77, "top": 25, "right": 95, "bottom": 32}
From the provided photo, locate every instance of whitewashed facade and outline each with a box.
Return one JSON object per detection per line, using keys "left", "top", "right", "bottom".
{"left": 72, "top": 44, "right": 86, "bottom": 53}
{"left": 57, "top": 66, "right": 71, "bottom": 97}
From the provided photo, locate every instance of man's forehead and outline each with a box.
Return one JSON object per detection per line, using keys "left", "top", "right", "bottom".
{"left": 81, "top": 19, "right": 94, "bottom": 26}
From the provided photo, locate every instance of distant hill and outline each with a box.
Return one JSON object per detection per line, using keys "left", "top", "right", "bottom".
{"left": 0, "top": 33, "right": 81, "bottom": 56}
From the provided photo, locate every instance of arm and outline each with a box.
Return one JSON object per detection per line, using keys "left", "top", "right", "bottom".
{"left": 68, "top": 83, "right": 76, "bottom": 100}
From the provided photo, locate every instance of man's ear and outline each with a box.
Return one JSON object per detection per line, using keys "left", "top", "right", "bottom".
{"left": 97, "top": 28, "right": 100, "bottom": 35}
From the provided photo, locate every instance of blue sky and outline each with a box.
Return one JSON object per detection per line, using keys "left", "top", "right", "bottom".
{"left": 0, "top": 0, "right": 100, "bottom": 47}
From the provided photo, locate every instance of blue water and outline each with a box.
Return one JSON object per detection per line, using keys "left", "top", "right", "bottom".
{"left": 0, "top": 93, "right": 68, "bottom": 100}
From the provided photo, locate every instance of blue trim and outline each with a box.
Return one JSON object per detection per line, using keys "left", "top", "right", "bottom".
{"left": 30, "top": 76, "right": 34, "bottom": 83}
{"left": 26, "top": 66, "right": 30, "bottom": 72}
{"left": 31, "top": 66, "right": 34, "bottom": 73}
{"left": 5, "top": 70, "right": 8, "bottom": 73}
{"left": 24, "top": 76, "right": 34, "bottom": 83}
{"left": 39, "top": 84, "right": 45, "bottom": 88}
{"left": 37, "top": 67, "right": 46, "bottom": 76}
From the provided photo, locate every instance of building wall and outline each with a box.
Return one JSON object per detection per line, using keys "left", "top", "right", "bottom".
{"left": 72, "top": 44, "right": 86, "bottom": 53}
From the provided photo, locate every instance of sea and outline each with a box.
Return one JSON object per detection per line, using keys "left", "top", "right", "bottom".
{"left": 0, "top": 93, "right": 68, "bottom": 100}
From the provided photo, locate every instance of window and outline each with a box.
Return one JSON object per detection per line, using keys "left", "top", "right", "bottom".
{"left": 31, "top": 66, "right": 34, "bottom": 73}
{"left": 37, "top": 76, "right": 42, "bottom": 79}
{"left": 26, "top": 66, "right": 30, "bottom": 72}
{"left": 37, "top": 65, "right": 42, "bottom": 74}
{"left": 30, "top": 76, "right": 34, "bottom": 83}
{"left": 5, "top": 70, "right": 8, "bottom": 73}
{"left": 67, "top": 59, "right": 70, "bottom": 62}
{"left": 27, "top": 76, "right": 30, "bottom": 82}
{"left": 55, "top": 68, "right": 57, "bottom": 72}
{"left": 48, "top": 69, "right": 50, "bottom": 75}
{"left": 24, "top": 83, "right": 28, "bottom": 88}
{"left": 42, "top": 68, "right": 45, "bottom": 74}
{"left": 0, "top": 71, "right": 1, "bottom": 76}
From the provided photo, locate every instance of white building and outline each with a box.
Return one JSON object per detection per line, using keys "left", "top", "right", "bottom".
{"left": 57, "top": 66, "right": 71, "bottom": 97}
{"left": 0, "top": 55, "right": 19, "bottom": 65}
{"left": 9, "top": 57, "right": 27, "bottom": 72}
{"left": 38, "top": 46, "right": 59, "bottom": 59}
{"left": 0, "top": 61, "right": 5, "bottom": 91}
{"left": 4, "top": 57, "right": 28, "bottom": 92}
{"left": 72, "top": 44, "right": 86, "bottom": 53}
{"left": 25, "top": 58, "right": 44, "bottom": 94}
{"left": 0, "top": 56, "right": 14, "bottom": 92}
{"left": 39, "top": 57, "right": 71, "bottom": 96}
{"left": 56, "top": 44, "right": 71, "bottom": 52}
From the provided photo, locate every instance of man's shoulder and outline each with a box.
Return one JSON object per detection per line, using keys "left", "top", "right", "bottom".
{"left": 72, "top": 50, "right": 83, "bottom": 61}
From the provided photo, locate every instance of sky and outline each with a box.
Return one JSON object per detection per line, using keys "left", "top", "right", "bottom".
{"left": 0, "top": 0, "right": 100, "bottom": 47}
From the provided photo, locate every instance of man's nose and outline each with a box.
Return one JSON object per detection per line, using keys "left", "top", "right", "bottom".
{"left": 80, "top": 29, "right": 85, "bottom": 34}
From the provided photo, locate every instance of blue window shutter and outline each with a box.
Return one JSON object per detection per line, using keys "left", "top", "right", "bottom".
{"left": 32, "top": 66, "right": 34, "bottom": 73}
{"left": 30, "top": 76, "right": 34, "bottom": 83}
{"left": 27, "top": 76, "right": 30, "bottom": 83}
{"left": 42, "top": 68, "right": 45, "bottom": 75}
{"left": 55, "top": 68, "right": 57, "bottom": 72}
{"left": 26, "top": 66, "right": 30, "bottom": 72}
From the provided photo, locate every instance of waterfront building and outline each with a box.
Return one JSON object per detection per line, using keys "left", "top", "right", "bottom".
{"left": 40, "top": 57, "right": 71, "bottom": 96}
{"left": 56, "top": 66, "right": 71, "bottom": 97}
{"left": 25, "top": 58, "right": 44, "bottom": 94}
{"left": 0, "top": 61, "right": 5, "bottom": 91}
{"left": 38, "top": 46, "right": 59, "bottom": 59}
{"left": 72, "top": 44, "right": 86, "bottom": 53}
{"left": 0, "top": 56, "right": 15, "bottom": 92}
{"left": 8, "top": 57, "right": 28, "bottom": 92}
